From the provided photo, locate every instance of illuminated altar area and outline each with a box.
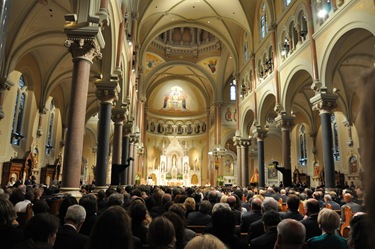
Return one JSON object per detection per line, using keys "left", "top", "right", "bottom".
{"left": 146, "top": 138, "right": 201, "bottom": 186}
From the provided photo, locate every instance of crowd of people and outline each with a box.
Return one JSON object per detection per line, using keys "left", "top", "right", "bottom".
{"left": 0, "top": 180, "right": 371, "bottom": 249}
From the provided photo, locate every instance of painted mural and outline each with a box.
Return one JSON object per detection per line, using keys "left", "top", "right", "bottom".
{"left": 198, "top": 57, "right": 219, "bottom": 76}
{"left": 223, "top": 105, "right": 237, "bottom": 124}
{"left": 145, "top": 53, "right": 164, "bottom": 73}
{"left": 160, "top": 86, "right": 190, "bottom": 112}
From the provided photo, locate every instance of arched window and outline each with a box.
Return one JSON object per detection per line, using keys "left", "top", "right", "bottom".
{"left": 286, "top": 0, "right": 292, "bottom": 6}
{"left": 11, "top": 75, "right": 27, "bottom": 145}
{"left": 230, "top": 79, "right": 236, "bottom": 101}
{"left": 298, "top": 124, "right": 307, "bottom": 166}
{"left": 331, "top": 113, "right": 340, "bottom": 161}
{"left": 46, "top": 100, "right": 55, "bottom": 154}
{"left": 260, "top": 2, "right": 268, "bottom": 39}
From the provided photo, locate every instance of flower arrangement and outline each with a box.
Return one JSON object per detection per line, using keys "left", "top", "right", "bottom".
{"left": 177, "top": 173, "right": 183, "bottom": 180}
{"left": 135, "top": 173, "right": 141, "bottom": 185}
{"left": 166, "top": 172, "right": 172, "bottom": 180}
{"left": 217, "top": 175, "right": 224, "bottom": 186}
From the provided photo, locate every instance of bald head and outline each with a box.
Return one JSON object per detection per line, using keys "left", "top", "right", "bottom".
{"left": 305, "top": 198, "right": 319, "bottom": 215}
{"left": 251, "top": 198, "right": 262, "bottom": 211}
{"left": 275, "top": 219, "right": 306, "bottom": 249}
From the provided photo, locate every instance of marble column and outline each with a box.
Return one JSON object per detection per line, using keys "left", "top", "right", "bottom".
{"left": 310, "top": 88, "right": 338, "bottom": 189}
{"left": 61, "top": 38, "right": 102, "bottom": 194}
{"left": 233, "top": 132, "right": 242, "bottom": 186}
{"left": 233, "top": 133, "right": 252, "bottom": 187}
{"left": 253, "top": 127, "right": 268, "bottom": 188}
{"left": 94, "top": 81, "right": 118, "bottom": 189}
{"left": 0, "top": 78, "right": 13, "bottom": 120}
{"left": 0, "top": 0, "right": 12, "bottom": 76}
{"left": 110, "top": 107, "right": 126, "bottom": 186}
{"left": 121, "top": 120, "right": 133, "bottom": 185}
{"left": 240, "top": 138, "right": 252, "bottom": 187}
{"left": 276, "top": 113, "right": 295, "bottom": 187}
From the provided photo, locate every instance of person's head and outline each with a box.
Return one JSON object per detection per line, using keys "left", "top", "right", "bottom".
{"left": 107, "top": 192, "right": 124, "bottom": 207}
{"left": 32, "top": 199, "right": 50, "bottom": 215}
{"left": 199, "top": 200, "right": 212, "bottom": 215}
{"left": 24, "top": 213, "right": 59, "bottom": 246}
{"left": 58, "top": 196, "right": 78, "bottom": 225}
{"left": 64, "top": 204, "right": 86, "bottom": 230}
{"left": 324, "top": 194, "right": 332, "bottom": 203}
{"left": 212, "top": 202, "right": 231, "bottom": 213}
{"left": 344, "top": 193, "right": 353, "bottom": 203}
{"left": 275, "top": 218, "right": 306, "bottom": 249}
{"left": 262, "top": 210, "right": 281, "bottom": 231}
{"left": 348, "top": 213, "right": 370, "bottom": 249}
{"left": 163, "top": 211, "right": 185, "bottom": 249}
{"left": 9, "top": 188, "right": 25, "bottom": 205}
{"left": 212, "top": 206, "right": 236, "bottom": 237}
{"left": 251, "top": 197, "right": 262, "bottom": 211}
{"left": 79, "top": 194, "right": 97, "bottom": 216}
{"left": 148, "top": 216, "right": 176, "bottom": 249}
{"left": 317, "top": 208, "right": 340, "bottom": 233}
{"left": 128, "top": 201, "right": 147, "bottom": 224}
{"left": 305, "top": 198, "right": 319, "bottom": 216}
{"left": 184, "top": 197, "right": 196, "bottom": 212}
{"left": 286, "top": 194, "right": 300, "bottom": 211}
{"left": 0, "top": 198, "right": 17, "bottom": 226}
{"left": 261, "top": 197, "right": 279, "bottom": 212}
{"left": 86, "top": 205, "right": 133, "bottom": 249}
{"left": 169, "top": 203, "right": 187, "bottom": 219}
{"left": 184, "top": 234, "right": 226, "bottom": 249}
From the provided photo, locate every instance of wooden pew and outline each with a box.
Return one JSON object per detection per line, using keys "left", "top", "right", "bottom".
{"left": 16, "top": 203, "right": 33, "bottom": 228}
{"left": 340, "top": 206, "right": 352, "bottom": 237}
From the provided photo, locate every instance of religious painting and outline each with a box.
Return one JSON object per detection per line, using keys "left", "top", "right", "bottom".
{"left": 224, "top": 105, "right": 236, "bottom": 123}
{"left": 145, "top": 53, "right": 164, "bottom": 73}
{"left": 348, "top": 154, "right": 358, "bottom": 174}
{"left": 160, "top": 86, "right": 190, "bottom": 112}
{"left": 224, "top": 154, "right": 234, "bottom": 175}
{"left": 313, "top": 161, "right": 320, "bottom": 177}
{"left": 267, "top": 161, "right": 278, "bottom": 179}
{"left": 199, "top": 57, "right": 220, "bottom": 76}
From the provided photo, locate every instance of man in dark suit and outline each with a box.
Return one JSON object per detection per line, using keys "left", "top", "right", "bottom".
{"left": 323, "top": 194, "right": 340, "bottom": 210}
{"left": 280, "top": 194, "right": 304, "bottom": 221}
{"left": 54, "top": 204, "right": 88, "bottom": 249}
{"left": 300, "top": 198, "right": 321, "bottom": 241}
{"left": 249, "top": 210, "right": 281, "bottom": 249}
{"left": 240, "top": 197, "right": 262, "bottom": 232}
{"left": 187, "top": 200, "right": 212, "bottom": 226}
{"left": 248, "top": 197, "right": 279, "bottom": 242}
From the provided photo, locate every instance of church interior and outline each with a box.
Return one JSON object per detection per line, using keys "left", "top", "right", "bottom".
{"left": 0, "top": 0, "right": 374, "bottom": 196}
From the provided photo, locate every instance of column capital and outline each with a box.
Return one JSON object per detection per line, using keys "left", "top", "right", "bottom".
{"left": 111, "top": 108, "right": 127, "bottom": 124}
{"left": 233, "top": 135, "right": 252, "bottom": 147}
{"left": 95, "top": 81, "right": 119, "bottom": 102}
{"left": 252, "top": 127, "right": 268, "bottom": 141}
{"left": 310, "top": 88, "right": 338, "bottom": 114}
{"left": 275, "top": 113, "right": 295, "bottom": 130}
{"left": 0, "top": 78, "right": 14, "bottom": 120}
{"left": 64, "top": 38, "right": 102, "bottom": 63}
{"left": 0, "top": 78, "right": 14, "bottom": 91}
{"left": 123, "top": 121, "right": 133, "bottom": 135}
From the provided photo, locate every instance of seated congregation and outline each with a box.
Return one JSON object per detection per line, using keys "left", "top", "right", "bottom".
{"left": 0, "top": 183, "right": 371, "bottom": 249}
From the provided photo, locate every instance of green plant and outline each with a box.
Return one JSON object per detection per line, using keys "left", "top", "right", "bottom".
{"left": 166, "top": 172, "right": 172, "bottom": 180}
{"left": 217, "top": 175, "right": 224, "bottom": 186}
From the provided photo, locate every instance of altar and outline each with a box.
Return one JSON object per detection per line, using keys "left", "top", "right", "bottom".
{"left": 146, "top": 138, "right": 201, "bottom": 186}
